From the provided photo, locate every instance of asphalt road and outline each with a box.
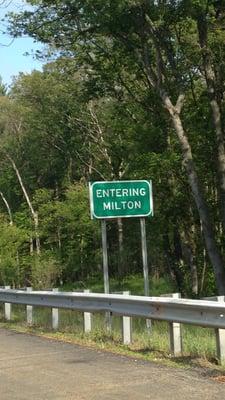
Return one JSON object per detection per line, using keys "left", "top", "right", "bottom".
{"left": 0, "top": 328, "right": 224, "bottom": 400}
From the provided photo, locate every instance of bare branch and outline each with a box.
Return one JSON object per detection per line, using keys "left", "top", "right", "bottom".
{"left": 0, "top": 191, "right": 13, "bottom": 225}
{"left": 175, "top": 94, "right": 185, "bottom": 114}
{"left": 88, "top": 102, "right": 113, "bottom": 169}
{"left": 74, "top": 150, "right": 106, "bottom": 180}
{"left": 4, "top": 152, "right": 40, "bottom": 254}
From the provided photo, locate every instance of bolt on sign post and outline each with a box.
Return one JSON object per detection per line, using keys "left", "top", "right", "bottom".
{"left": 89, "top": 180, "right": 153, "bottom": 329}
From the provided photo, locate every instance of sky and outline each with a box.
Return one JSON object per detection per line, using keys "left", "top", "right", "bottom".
{"left": 0, "top": 0, "right": 44, "bottom": 87}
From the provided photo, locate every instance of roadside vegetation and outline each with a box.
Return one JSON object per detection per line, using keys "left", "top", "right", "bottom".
{"left": 0, "top": 1, "right": 224, "bottom": 297}
{"left": 0, "top": 275, "right": 224, "bottom": 375}
{"left": 0, "top": 1, "right": 225, "bottom": 373}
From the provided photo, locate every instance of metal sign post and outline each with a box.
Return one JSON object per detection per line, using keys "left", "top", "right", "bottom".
{"left": 140, "top": 217, "right": 151, "bottom": 331}
{"left": 101, "top": 219, "right": 111, "bottom": 331}
{"left": 101, "top": 219, "right": 109, "bottom": 294}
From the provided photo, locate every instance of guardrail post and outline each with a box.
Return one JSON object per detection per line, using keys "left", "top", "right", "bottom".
{"left": 168, "top": 293, "right": 182, "bottom": 356}
{"left": 26, "top": 287, "right": 33, "bottom": 325}
{"left": 122, "top": 291, "right": 132, "bottom": 345}
{"left": 83, "top": 290, "right": 92, "bottom": 333}
{"left": 215, "top": 296, "right": 225, "bottom": 364}
{"left": 52, "top": 288, "right": 59, "bottom": 330}
{"left": 4, "top": 286, "right": 11, "bottom": 321}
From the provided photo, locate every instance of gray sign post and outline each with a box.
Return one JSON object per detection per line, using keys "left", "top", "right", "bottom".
{"left": 101, "top": 219, "right": 111, "bottom": 330}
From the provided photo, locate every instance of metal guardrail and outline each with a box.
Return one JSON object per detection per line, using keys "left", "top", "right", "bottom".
{"left": 1, "top": 289, "right": 225, "bottom": 329}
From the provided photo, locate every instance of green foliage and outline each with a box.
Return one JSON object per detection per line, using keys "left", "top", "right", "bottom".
{"left": 54, "top": 183, "right": 101, "bottom": 282}
{"left": 0, "top": 215, "right": 29, "bottom": 286}
{"left": 30, "top": 252, "right": 61, "bottom": 289}
{"left": 0, "top": 77, "right": 7, "bottom": 96}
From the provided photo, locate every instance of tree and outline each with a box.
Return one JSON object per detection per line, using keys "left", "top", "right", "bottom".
{"left": 0, "top": 77, "right": 7, "bottom": 96}
{"left": 0, "top": 214, "right": 29, "bottom": 287}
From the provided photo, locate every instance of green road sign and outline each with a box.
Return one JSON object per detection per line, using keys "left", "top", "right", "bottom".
{"left": 89, "top": 180, "right": 153, "bottom": 219}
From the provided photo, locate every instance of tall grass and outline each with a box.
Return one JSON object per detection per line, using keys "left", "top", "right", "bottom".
{"left": 0, "top": 304, "right": 217, "bottom": 362}
{"left": 0, "top": 276, "right": 219, "bottom": 366}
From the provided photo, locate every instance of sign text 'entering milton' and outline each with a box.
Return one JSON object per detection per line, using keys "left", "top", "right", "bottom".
{"left": 89, "top": 180, "right": 153, "bottom": 219}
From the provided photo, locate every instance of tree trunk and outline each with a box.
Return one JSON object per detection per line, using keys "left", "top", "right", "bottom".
{"left": 181, "top": 221, "right": 199, "bottom": 296}
{"left": 162, "top": 93, "right": 225, "bottom": 294}
{"left": 0, "top": 191, "right": 13, "bottom": 225}
{"left": 200, "top": 227, "right": 207, "bottom": 294}
{"left": 197, "top": 16, "right": 225, "bottom": 233}
{"left": 199, "top": 218, "right": 208, "bottom": 295}
{"left": 208, "top": 96, "right": 225, "bottom": 231}
{"left": 30, "top": 237, "right": 34, "bottom": 255}
{"left": 33, "top": 211, "right": 40, "bottom": 255}
{"left": 190, "top": 254, "right": 198, "bottom": 295}
{"left": 163, "top": 232, "right": 183, "bottom": 291}
{"left": 55, "top": 182, "right": 62, "bottom": 252}
{"left": 182, "top": 241, "right": 198, "bottom": 296}
{"left": 6, "top": 153, "right": 41, "bottom": 255}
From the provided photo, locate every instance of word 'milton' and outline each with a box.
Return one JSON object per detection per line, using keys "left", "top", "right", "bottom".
{"left": 103, "top": 200, "right": 141, "bottom": 211}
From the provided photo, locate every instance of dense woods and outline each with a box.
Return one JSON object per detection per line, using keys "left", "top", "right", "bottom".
{"left": 0, "top": 0, "right": 225, "bottom": 295}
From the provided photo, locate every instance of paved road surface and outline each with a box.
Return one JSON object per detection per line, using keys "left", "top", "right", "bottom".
{"left": 0, "top": 328, "right": 224, "bottom": 399}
